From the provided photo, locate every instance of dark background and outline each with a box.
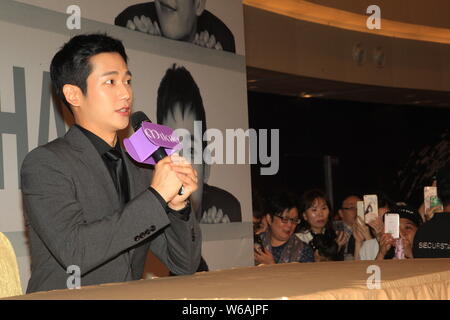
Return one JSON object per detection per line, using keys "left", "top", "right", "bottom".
{"left": 248, "top": 91, "right": 449, "bottom": 212}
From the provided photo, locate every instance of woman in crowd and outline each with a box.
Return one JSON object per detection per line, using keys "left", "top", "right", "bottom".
{"left": 375, "top": 205, "right": 422, "bottom": 260}
{"left": 254, "top": 193, "right": 314, "bottom": 265}
{"left": 296, "top": 190, "right": 348, "bottom": 261}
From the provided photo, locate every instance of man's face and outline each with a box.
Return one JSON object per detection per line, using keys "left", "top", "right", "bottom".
{"left": 161, "top": 103, "right": 204, "bottom": 219}
{"left": 76, "top": 52, "right": 132, "bottom": 137}
{"left": 339, "top": 196, "right": 361, "bottom": 226}
{"left": 155, "top": 0, "right": 200, "bottom": 41}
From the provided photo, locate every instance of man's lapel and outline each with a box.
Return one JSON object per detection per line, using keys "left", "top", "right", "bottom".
{"left": 64, "top": 126, "right": 121, "bottom": 211}
{"left": 121, "top": 146, "right": 156, "bottom": 263}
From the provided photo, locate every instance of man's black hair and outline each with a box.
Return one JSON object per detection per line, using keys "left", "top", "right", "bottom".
{"left": 265, "top": 192, "right": 298, "bottom": 217}
{"left": 50, "top": 33, "right": 128, "bottom": 111}
{"left": 437, "top": 164, "right": 450, "bottom": 207}
{"left": 157, "top": 64, "right": 207, "bottom": 149}
{"left": 339, "top": 194, "right": 362, "bottom": 208}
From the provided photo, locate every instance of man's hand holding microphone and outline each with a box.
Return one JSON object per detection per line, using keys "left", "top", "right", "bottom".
{"left": 127, "top": 111, "right": 198, "bottom": 211}
{"left": 151, "top": 153, "right": 198, "bottom": 211}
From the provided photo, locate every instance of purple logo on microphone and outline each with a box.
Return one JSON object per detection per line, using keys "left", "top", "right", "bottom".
{"left": 123, "top": 122, "right": 182, "bottom": 165}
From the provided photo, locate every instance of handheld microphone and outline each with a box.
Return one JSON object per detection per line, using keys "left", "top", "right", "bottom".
{"left": 131, "top": 111, "right": 169, "bottom": 163}
{"left": 129, "top": 111, "right": 184, "bottom": 195}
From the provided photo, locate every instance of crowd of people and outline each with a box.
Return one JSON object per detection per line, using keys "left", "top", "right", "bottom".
{"left": 253, "top": 164, "right": 450, "bottom": 265}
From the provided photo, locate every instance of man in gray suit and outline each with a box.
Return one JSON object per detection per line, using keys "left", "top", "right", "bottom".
{"left": 20, "top": 34, "right": 201, "bottom": 293}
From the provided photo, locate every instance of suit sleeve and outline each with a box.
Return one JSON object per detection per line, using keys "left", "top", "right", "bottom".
{"left": 145, "top": 187, "right": 202, "bottom": 274}
{"left": 148, "top": 206, "right": 202, "bottom": 275}
{"left": 21, "top": 147, "right": 171, "bottom": 276}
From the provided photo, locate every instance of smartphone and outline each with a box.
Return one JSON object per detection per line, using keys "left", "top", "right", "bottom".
{"left": 384, "top": 213, "right": 400, "bottom": 239}
{"left": 332, "top": 220, "right": 345, "bottom": 232}
{"left": 363, "top": 194, "right": 378, "bottom": 224}
{"left": 254, "top": 234, "right": 265, "bottom": 252}
{"left": 357, "top": 201, "right": 365, "bottom": 220}
{"left": 333, "top": 220, "right": 352, "bottom": 237}
{"left": 424, "top": 186, "right": 443, "bottom": 213}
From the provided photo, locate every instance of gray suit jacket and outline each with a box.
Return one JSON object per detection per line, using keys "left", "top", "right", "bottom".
{"left": 21, "top": 126, "right": 201, "bottom": 293}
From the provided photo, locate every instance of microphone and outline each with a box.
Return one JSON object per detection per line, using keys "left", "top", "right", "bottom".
{"left": 131, "top": 111, "right": 169, "bottom": 163}
{"left": 129, "top": 111, "right": 184, "bottom": 195}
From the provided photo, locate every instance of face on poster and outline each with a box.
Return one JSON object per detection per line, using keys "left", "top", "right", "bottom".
{"left": 2, "top": 0, "right": 250, "bottom": 229}
{"left": 13, "top": 0, "right": 245, "bottom": 55}
{"left": 128, "top": 51, "right": 250, "bottom": 224}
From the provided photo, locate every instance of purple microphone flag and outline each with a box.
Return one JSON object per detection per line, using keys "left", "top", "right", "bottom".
{"left": 123, "top": 121, "right": 182, "bottom": 165}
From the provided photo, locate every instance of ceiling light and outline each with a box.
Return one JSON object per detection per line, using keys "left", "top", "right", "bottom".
{"left": 244, "top": 0, "right": 450, "bottom": 44}
{"left": 299, "top": 92, "right": 312, "bottom": 98}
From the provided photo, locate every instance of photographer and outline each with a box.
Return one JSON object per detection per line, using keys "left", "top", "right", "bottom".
{"left": 296, "top": 190, "right": 347, "bottom": 262}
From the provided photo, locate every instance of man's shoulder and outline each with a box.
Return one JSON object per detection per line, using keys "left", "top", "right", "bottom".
{"left": 416, "top": 213, "right": 450, "bottom": 237}
{"left": 20, "top": 132, "right": 79, "bottom": 178}
{"left": 413, "top": 213, "right": 450, "bottom": 257}
{"left": 23, "top": 138, "right": 67, "bottom": 162}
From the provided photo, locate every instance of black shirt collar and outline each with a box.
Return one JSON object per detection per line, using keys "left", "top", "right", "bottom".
{"left": 75, "top": 124, "right": 120, "bottom": 156}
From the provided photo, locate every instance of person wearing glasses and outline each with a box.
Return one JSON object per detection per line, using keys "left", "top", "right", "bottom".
{"left": 297, "top": 190, "right": 348, "bottom": 262}
{"left": 254, "top": 193, "right": 314, "bottom": 265}
{"left": 335, "top": 194, "right": 363, "bottom": 260}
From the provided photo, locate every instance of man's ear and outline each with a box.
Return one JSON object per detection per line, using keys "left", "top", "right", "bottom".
{"left": 62, "top": 84, "right": 83, "bottom": 109}
{"left": 266, "top": 214, "right": 272, "bottom": 226}
{"left": 195, "top": 0, "right": 206, "bottom": 16}
{"left": 302, "top": 212, "right": 308, "bottom": 221}
{"left": 338, "top": 209, "right": 344, "bottom": 219}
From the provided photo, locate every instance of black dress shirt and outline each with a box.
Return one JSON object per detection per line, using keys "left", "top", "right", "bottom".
{"left": 76, "top": 125, "right": 129, "bottom": 204}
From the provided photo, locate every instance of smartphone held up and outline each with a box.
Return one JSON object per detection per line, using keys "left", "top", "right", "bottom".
{"left": 384, "top": 213, "right": 400, "bottom": 239}
{"left": 363, "top": 194, "right": 378, "bottom": 224}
